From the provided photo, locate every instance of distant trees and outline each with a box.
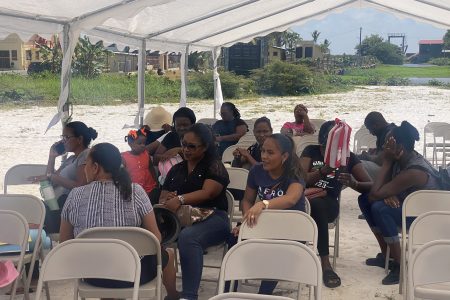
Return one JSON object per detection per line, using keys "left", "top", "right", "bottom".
{"left": 355, "top": 34, "right": 403, "bottom": 65}
{"left": 444, "top": 30, "right": 450, "bottom": 50}
{"left": 311, "top": 30, "right": 320, "bottom": 43}
{"left": 281, "top": 30, "right": 302, "bottom": 61}
{"left": 320, "top": 39, "right": 331, "bottom": 54}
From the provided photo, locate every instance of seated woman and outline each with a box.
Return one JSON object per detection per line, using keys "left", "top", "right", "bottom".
{"left": 212, "top": 102, "right": 248, "bottom": 158}
{"left": 153, "top": 107, "right": 196, "bottom": 164}
{"left": 232, "top": 133, "right": 306, "bottom": 294}
{"left": 159, "top": 123, "right": 230, "bottom": 300}
{"left": 359, "top": 121, "right": 441, "bottom": 285}
{"left": 300, "top": 120, "right": 372, "bottom": 288}
{"left": 280, "top": 104, "right": 315, "bottom": 136}
{"left": 232, "top": 116, "right": 273, "bottom": 170}
{"left": 30, "top": 121, "right": 97, "bottom": 233}
{"left": 59, "top": 143, "right": 178, "bottom": 299}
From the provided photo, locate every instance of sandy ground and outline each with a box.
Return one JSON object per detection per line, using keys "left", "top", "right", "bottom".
{"left": 1, "top": 85, "right": 450, "bottom": 299}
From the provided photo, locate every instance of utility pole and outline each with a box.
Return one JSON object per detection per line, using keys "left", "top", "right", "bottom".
{"left": 359, "top": 27, "right": 362, "bottom": 66}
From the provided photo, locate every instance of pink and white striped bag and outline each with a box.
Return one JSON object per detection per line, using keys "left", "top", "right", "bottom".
{"left": 324, "top": 118, "right": 352, "bottom": 168}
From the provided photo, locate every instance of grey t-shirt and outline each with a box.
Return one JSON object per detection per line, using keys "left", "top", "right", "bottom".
{"left": 54, "top": 148, "right": 89, "bottom": 197}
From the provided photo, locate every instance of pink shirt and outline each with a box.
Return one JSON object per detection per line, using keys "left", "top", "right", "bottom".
{"left": 282, "top": 122, "right": 306, "bottom": 135}
{"left": 122, "top": 150, "right": 157, "bottom": 193}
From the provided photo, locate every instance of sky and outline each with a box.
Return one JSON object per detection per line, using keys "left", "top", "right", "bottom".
{"left": 291, "top": 7, "right": 447, "bottom": 55}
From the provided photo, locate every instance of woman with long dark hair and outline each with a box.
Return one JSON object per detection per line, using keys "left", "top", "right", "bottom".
{"left": 359, "top": 121, "right": 441, "bottom": 285}
{"left": 159, "top": 123, "right": 230, "bottom": 300}
{"left": 59, "top": 143, "right": 178, "bottom": 299}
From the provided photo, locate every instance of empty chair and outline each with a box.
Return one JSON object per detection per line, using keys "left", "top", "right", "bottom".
{"left": 353, "top": 126, "right": 377, "bottom": 155}
{"left": 292, "top": 135, "right": 319, "bottom": 157}
{"left": 217, "top": 239, "right": 322, "bottom": 300}
{"left": 423, "top": 122, "right": 450, "bottom": 167}
{"left": 0, "top": 210, "right": 29, "bottom": 300}
{"left": 0, "top": 194, "right": 46, "bottom": 299}
{"left": 210, "top": 292, "right": 293, "bottom": 300}
{"left": 407, "top": 240, "right": 450, "bottom": 300}
{"left": 227, "top": 167, "right": 249, "bottom": 222}
{"left": 77, "top": 227, "right": 162, "bottom": 300}
{"left": 34, "top": 239, "right": 141, "bottom": 300}
{"left": 3, "top": 164, "right": 47, "bottom": 193}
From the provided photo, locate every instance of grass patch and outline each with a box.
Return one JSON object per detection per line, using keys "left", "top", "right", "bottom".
{"left": 343, "top": 65, "right": 450, "bottom": 78}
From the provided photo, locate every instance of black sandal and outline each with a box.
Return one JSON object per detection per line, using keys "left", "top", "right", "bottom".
{"left": 323, "top": 269, "right": 341, "bottom": 288}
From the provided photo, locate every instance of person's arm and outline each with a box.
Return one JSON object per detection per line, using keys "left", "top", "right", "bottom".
{"left": 280, "top": 123, "right": 293, "bottom": 136}
{"left": 142, "top": 211, "right": 162, "bottom": 242}
{"left": 236, "top": 147, "right": 258, "bottom": 166}
{"left": 146, "top": 140, "right": 161, "bottom": 156}
{"left": 241, "top": 186, "right": 258, "bottom": 215}
{"left": 153, "top": 143, "right": 182, "bottom": 165}
{"left": 302, "top": 114, "right": 315, "bottom": 134}
{"left": 59, "top": 220, "right": 74, "bottom": 242}
{"left": 216, "top": 124, "right": 247, "bottom": 143}
{"left": 299, "top": 156, "right": 334, "bottom": 186}
{"left": 338, "top": 163, "right": 372, "bottom": 193}
{"left": 49, "top": 164, "right": 87, "bottom": 189}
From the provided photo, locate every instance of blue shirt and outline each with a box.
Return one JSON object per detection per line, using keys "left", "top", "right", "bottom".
{"left": 247, "top": 163, "right": 306, "bottom": 212}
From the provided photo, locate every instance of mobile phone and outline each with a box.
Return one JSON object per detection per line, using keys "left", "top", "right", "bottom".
{"left": 54, "top": 142, "right": 65, "bottom": 155}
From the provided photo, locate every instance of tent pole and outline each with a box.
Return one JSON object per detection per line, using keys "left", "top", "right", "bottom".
{"left": 61, "top": 24, "right": 71, "bottom": 127}
{"left": 212, "top": 47, "right": 223, "bottom": 119}
{"left": 179, "top": 44, "right": 189, "bottom": 107}
{"left": 138, "top": 39, "right": 146, "bottom": 126}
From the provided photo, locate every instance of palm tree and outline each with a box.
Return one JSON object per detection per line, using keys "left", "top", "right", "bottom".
{"left": 281, "top": 30, "right": 302, "bottom": 61}
{"left": 320, "top": 39, "right": 331, "bottom": 54}
{"left": 311, "top": 30, "right": 321, "bottom": 44}
{"left": 73, "top": 36, "right": 108, "bottom": 78}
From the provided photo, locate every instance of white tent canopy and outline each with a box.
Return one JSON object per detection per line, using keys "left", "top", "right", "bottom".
{"left": 0, "top": 0, "right": 449, "bottom": 128}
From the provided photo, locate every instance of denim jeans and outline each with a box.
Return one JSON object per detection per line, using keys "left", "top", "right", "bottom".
{"left": 358, "top": 193, "right": 414, "bottom": 244}
{"left": 178, "top": 210, "right": 230, "bottom": 300}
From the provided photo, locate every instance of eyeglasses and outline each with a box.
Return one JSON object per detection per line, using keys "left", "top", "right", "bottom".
{"left": 60, "top": 135, "right": 76, "bottom": 141}
{"left": 181, "top": 142, "right": 202, "bottom": 150}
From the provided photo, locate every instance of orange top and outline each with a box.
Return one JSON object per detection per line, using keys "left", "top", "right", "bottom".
{"left": 121, "top": 150, "right": 157, "bottom": 193}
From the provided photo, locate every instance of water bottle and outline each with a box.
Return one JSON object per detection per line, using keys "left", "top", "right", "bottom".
{"left": 39, "top": 180, "right": 59, "bottom": 211}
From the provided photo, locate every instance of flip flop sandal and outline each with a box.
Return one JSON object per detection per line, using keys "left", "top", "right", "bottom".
{"left": 323, "top": 269, "right": 341, "bottom": 288}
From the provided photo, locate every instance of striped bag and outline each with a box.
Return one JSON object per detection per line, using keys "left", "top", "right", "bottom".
{"left": 324, "top": 118, "right": 352, "bottom": 168}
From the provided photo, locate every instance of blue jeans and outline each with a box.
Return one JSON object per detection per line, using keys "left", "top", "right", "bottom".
{"left": 178, "top": 210, "right": 230, "bottom": 300}
{"left": 358, "top": 194, "right": 414, "bottom": 244}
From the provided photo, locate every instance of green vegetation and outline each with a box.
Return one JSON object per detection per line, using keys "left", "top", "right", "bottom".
{"left": 428, "top": 58, "right": 450, "bottom": 66}
{"left": 343, "top": 65, "right": 450, "bottom": 78}
{"left": 355, "top": 35, "right": 403, "bottom": 65}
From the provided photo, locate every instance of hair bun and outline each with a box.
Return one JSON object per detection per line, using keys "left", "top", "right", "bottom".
{"left": 400, "top": 121, "right": 419, "bottom": 141}
{"left": 88, "top": 127, "right": 98, "bottom": 140}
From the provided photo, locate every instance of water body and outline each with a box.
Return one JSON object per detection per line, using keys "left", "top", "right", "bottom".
{"left": 409, "top": 77, "right": 450, "bottom": 85}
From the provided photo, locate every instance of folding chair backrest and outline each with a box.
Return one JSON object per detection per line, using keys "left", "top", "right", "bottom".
{"left": 353, "top": 126, "right": 376, "bottom": 154}
{"left": 238, "top": 134, "right": 257, "bottom": 144}
{"left": 35, "top": 239, "right": 141, "bottom": 300}
{"left": 309, "top": 119, "right": 326, "bottom": 131}
{"left": 238, "top": 210, "right": 318, "bottom": 249}
{"left": 210, "top": 292, "right": 293, "bottom": 300}
{"left": 226, "top": 190, "right": 235, "bottom": 226}
{"left": 218, "top": 239, "right": 321, "bottom": 297}
{"left": 0, "top": 210, "right": 29, "bottom": 252}
{"left": 77, "top": 227, "right": 160, "bottom": 257}
{"left": 0, "top": 194, "right": 45, "bottom": 227}
{"left": 222, "top": 146, "right": 240, "bottom": 164}
{"left": 408, "top": 211, "right": 450, "bottom": 260}
{"left": 227, "top": 167, "right": 249, "bottom": 192}
{"left": 4, "top": 164, "right": 47, "bottom": 193}
{"left": 408, "top": 240, "right": 450, "bottom": 300}
{"left": 292, "top": 135, "right": 319, "bottom": 157}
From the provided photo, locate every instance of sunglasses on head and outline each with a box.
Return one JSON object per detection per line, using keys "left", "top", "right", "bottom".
{"left": 181, "top": 141, "right": 201, "bottom": 150}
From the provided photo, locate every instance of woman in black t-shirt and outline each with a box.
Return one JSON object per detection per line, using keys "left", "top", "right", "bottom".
{"left": 153, "top": 107, "right": 196, "bottom": 165}
{"left": 159, "top": 123, "right": 230, "bottom": 300}
{"left": 212, "top": 102, "right": 248, "bottom": 157}
{"left": 300, "top": 120, "right": 372, "bottom": 288}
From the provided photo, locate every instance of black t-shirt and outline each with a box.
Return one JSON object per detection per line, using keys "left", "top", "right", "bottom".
{"left": 162, "top": 158, "right": 230, "bottom": 211}
{"left": 212, "top": 118, "right": 248, "bottom": 157}
{"left": 145, "top": 130, "right": 166, "bottom": 145}
{"left": 161, "top": 131, "right": 181, "bottom": 150}
{"left": 232, "top": 142, "right": 261, "bottom": 169}
{"left": 301, "top": 145, "right": 361, "bottom": 199}
{"left": 376, "top": 123, "right": 396, "bottom": 152}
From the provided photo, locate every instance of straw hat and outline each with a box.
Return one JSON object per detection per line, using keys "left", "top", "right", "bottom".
{"left": 0, "top": 261, "right": 19, "bottom": 288}
{"left": 143, "top": 106, "right": 173, "bottom": 130}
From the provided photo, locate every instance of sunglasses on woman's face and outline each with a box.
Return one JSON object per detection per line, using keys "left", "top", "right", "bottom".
{"left": 181, "top": 141, "right": 202, "bottom": 151}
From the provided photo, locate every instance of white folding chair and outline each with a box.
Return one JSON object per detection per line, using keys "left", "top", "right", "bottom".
{"left": 226, "top": 167, "right": 249, "bottom": 222}
{"left": 223, "top": 145, "right": 241, "bottom": 165}
{"left": 406, "top": 211, "right": 450, "bottom": 298}
{"left": 77, "top": 227, "right": 162, "bottom": 300}
{"left": 309, "top": 119, "right": 326, "bottom": 132}
{"left": 0, "top": 210, "right": 29, "bottom": 300}
{"left": 238, "top": 133, "right": 257, "bottom": 145}
{"left": 353, "top": 126, "right": 376, "bottom": 155}
{"left": 423, "top": 122, "right": 450, "bottom": 167}
{"left": 407, "top": 240, "right": 450, "bottom": 300}
{"left": 328, "top": 191, "right": 342, "bottom": 270}
{"left": 238, "top": 210, "right": 317, "bottom": 300}
{"left": 217, "top": 239, "right": 322, "bottom": 300}
{"left": 34, "top": 238, "right": 141, "bottom": 300}
{"left": 400, "top": 190, "right": 450, "bottom": 294}
{"left": 3, "top": 164, "right": 47, "bottom": 193}
{"left": 210, "top": 292, "right": 293, "bottom": 300}
{"left": 0, "top": 194, "right": 46, "bottom": 300}
{"left": 292, "top": 135, "right": 319, "bottom": 157}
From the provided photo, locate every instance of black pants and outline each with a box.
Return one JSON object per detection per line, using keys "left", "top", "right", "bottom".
{"left": 310, "top": 195, "right": 339, "bottom": 257}
{"left": 44, "top": 194, "right": 68, "bottom": 234}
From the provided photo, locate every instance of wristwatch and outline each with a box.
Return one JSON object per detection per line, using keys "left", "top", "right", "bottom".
{"left": 177, "top": 195, "right": 185, "bottom": 205}
{"left": 262, "top": 200, "right": 269, "bottom": 209}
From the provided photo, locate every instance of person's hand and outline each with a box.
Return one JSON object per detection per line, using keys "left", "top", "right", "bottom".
{"left": 162, "top": 124, "right": 172, "bottom": 132}
{"left": 384, "top": 196, "right": 400, "bottom": 208}
{"left": 236, "top": 148, "right": 250, "bottom": 159}
{"left": 338, "top": 172, "right": 357, "bottom": 189}
{"left": 231, "top": 225, "right": 240, "bottom": 237}
{"left": 243, "top": 202, "right": 265, "bottom": 227}
{"left": 215, "top": 135, "right": 223, "bottom": 142}
{"left": 28, "top": 174, "right": 49, "bottom": 183}
{"left": 383, "top": 136, "right": 403, "bottom": 162}
{"left": 163, "top": 196, "right": 181, "bottom": 213}
{"left": 320, "top": 165, "right": 335, "bottom": 177}
{"left": 161, "top": 148, "right": 180, "bottom": 161}
{"left": 49, "top": 142, "right": 63, "bottom": 158}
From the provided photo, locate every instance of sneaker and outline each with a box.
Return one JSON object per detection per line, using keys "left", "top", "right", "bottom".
{"left": 382, "top": 263, "right": 400, "bottom": 285}
{"left": 365, "top": 253, "right": 394, "bottom": 269}
{"left": 358, "top": 214, "right": 365, "bottom": 220}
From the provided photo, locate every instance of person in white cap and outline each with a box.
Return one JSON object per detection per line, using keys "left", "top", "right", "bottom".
{"left": 143, "top": 106, "right": 173, "bottom": 155}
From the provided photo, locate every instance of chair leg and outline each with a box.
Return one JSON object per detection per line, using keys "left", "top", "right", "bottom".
{"left": 332, "top": 217, "right": 340, "bottom": 270}
{"left": 44, "top": 282, "right": 51, "bottom": 300}
{"left": 385, "top": 245, "right": 390, "bottom": 274}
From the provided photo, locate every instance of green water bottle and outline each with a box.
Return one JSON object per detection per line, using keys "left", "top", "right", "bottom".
{"left": 39, "top": 180, "right": 59, "bottom": 211}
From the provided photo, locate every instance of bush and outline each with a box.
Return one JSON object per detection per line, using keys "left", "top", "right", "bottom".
{"left": 251, "top": 60, "right": 314, "bottom": 95}
{"left": 428, "top": 79, "right": 444, "bottom": 86}
{"left": 429, "top": 58, "right": 450, "bottom": 66}
{"left": 385, "top": 77, "right": 409, "bottom": 86}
